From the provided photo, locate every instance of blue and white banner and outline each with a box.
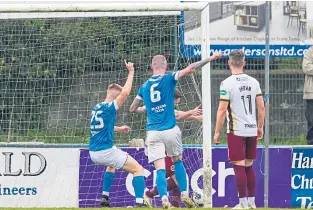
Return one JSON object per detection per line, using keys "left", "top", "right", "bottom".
{"left": 291, "top": 148, "right": 313, "bottom": 208}
{"left": 180, "top": 1, "right": 313, "bottom": 58}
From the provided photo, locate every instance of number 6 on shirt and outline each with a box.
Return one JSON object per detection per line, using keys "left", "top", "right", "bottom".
{"left": 150, "top": 83, "right": 161, "bottom": 103}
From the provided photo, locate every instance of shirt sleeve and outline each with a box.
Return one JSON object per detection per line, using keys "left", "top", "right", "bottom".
{"left": 136, "top": 86, "right": 143, "bottom": 101}
{"left": 112, "top": 100, "right": 119, "bottom": 110}
{"left": 172, "top": 71, "right": 180, "bottom": 81}
{"left": 219, "top": 81, "right": 230, "bottom": 101}
{"left": 166, "top": 71, "right": 180, "bottom": 87}
{"left": 256, "top": 82, "right": 262, "bottom": 97}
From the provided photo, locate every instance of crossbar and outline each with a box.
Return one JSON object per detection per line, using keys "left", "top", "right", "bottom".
{"left": 0, "top": 1, "right": 207, "bottom": 12}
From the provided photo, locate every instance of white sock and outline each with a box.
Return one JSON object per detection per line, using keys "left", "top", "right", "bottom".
{"left": 136, "top": 198, "right": 143, "bottom": 204}
{"left": 239, "top": 197, "right": 248, "bottom": 207}
{"left": 181, "top": 191, "right": 188, "bottom": 196}
{"left": 161, "top": 195, "right": 168, "bottom": 201}
{"left": 102, "top": 191, "right": 109, "bottom": 196}
{"left": 248, "top": 197, "right": 255, "bottom": 203}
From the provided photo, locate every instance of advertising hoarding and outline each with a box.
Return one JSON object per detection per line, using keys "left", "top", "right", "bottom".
{"left": 0, "top": 148, "right": 80, "bottom": 207}
{"left": 79, "top": 147, "right": 291, "bottom": 208}
{"left": 291, "top": 148, "right": 313, "bottom": 208}
{"left": 181, "top": 1, "right": 313, "bottom": 58}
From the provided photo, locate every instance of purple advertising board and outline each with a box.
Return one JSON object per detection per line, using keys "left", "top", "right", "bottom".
{"left": 79, "top": 147, "right": 291, "bottom": 208}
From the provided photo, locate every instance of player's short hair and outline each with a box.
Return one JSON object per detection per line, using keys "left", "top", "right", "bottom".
{"left": 229, "top": 50, "right": 245, "bottom": 67}
{"left": 151, "top": 55, "right": 167, "bottom": 71}
{"left": 174, "top": 89, "right": 182, "bottom": 99}
{"left": 108, "top": 83, "right": 123, "bottom": 92}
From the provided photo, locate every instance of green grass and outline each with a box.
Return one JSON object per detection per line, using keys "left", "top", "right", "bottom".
{"left": 0, "top": 208, "right": 305, "bottom": 210}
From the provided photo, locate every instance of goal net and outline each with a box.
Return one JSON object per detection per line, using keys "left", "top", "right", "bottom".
{"left": 1, "top": 11, "right": 205, "bottom": 207}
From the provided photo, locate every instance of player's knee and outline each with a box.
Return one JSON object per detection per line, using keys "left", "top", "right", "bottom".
{"left": 231, "top": 160, "right": 245, "bottom": 166}
{"left": 245, "top": 159, "right": 254, "bottom": 167}
{"left": 106, "top": 166, "right": 116, "bottom": 173}
{"left": 132, "top": 164, "right": 144, "bottom": 176}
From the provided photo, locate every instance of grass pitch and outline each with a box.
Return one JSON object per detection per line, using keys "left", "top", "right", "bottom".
{"left": 0, "top": 208, "right": 303, "bottom": 210}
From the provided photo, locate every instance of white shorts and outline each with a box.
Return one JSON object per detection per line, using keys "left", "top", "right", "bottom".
{"left": 146, "top": 125, "right": 182, "bottom": 163}
{"left": 89, "top": 146, "right": 128, "bottom": 169}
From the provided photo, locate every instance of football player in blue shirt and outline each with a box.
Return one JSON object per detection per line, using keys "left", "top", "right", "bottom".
{"left": 129, "top": 53, "right": 222, "bottom": 209}
{"left": 89, "top": 61, "right": 149, "bottom": 208}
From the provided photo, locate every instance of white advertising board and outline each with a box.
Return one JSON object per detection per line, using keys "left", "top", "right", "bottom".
{"left": 0, "top": 148, "right": 79, "bottom": 207}
{"left": 181, "top": 1, "right": 313, "bottom": 58}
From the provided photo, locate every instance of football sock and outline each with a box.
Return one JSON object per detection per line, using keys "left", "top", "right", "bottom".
{"left": 248, "top": 197, "right": 255, "bottom": 204}
{"left": 102, "top": 171, "right": 115, "bottom": 196}
{"left": 245, "top": 166, "right": 256, "bottom": 197}
{"left": 156, "top": 169, "right": 168, "bottom": 198}
{"left": 171, "top": 186, "right": 181, "bottom": 207}
{"left": 174, "top": 160, "right": 188, "bottom": 193}
{"left": 233, "top": 165, "right": 247, "bottom": 198}
{"left": 239, "top": 197, "right": 248, "bottom": 207}
{"left": 167, "top": 177, "right": 178, "bottom": 191}
{"left": 146, "top": 176, "right": 177, "bottom": 198}
{"left": 132, "top": 176, "right": 145, "bottom": 204}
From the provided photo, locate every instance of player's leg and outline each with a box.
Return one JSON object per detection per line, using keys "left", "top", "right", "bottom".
{"left": 100, "top": 166, "right": 116, "bottom": 207}
{"left": 170, "top": 176, "right": 181, "bottom": 208}
{"left": 145, "top": 156, "right": 178, "bottom": 200}
{"left": 227, "top": 133, "right": 248, "bottom": 209}
{"left": 145, "top": 177, "right": 178, "bottom": 197}
{"left": 122, "top": 155, "right": 149, "bottom": 208}
{"left": 146, "top": 130, "right": 170, "bottom": 209}
{"left": 245, "top": 137, "right": 258, "bottom": 209}
{"left": 165, "top": 126, "right": 195, "bottom": 208}
{"left": 89, "top": 148, "right": 120, "bottom": 207}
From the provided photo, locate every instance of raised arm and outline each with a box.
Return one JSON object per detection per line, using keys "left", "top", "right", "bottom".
{"left": 115, "top": 61, "right": 135, "bottom": 108}
{"left": 177, "top": 52, "right": 223, "bottom": 80}
{"left": 303, "top": 47, "right": 313, "bottom": 76}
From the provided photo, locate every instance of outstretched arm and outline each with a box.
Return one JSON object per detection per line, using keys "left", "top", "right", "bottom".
{"left": 187, "top": 115, "right": 202, "bottom": 122}
{"left": 177, "top": 52, "right": 223, "bottom": 80}
{"left": 115, "top": 61, "right": 135, "bottom": 108}
{"left": 175, "top": 110, "right": 194, "bottom": 121}
{"left": 175, "top": 106, "right": 202, "bottom": 121}
{"left": 114, "top": 125, "right": 131, "bottom": 133}
{"left": 136, "top": 105, "right": 146, "bottom": 113}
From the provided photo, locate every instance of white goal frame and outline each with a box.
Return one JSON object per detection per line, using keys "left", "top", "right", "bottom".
{"left": 1, "top": 1, "right": 213, "bottom": 208}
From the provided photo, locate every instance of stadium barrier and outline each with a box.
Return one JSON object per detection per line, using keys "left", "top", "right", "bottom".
{"left": 0, "top": 144, "right": 312, "bottom": 208}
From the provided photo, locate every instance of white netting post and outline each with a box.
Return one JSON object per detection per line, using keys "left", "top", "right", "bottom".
{"left": 200, "top": 3, "right": 213, "bottom": 208}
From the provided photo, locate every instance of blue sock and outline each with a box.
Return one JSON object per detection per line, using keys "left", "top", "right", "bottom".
{"left": 156, "top": 169, "right": 167, "bottom": 198}
{"left": 132, "top": 176, "right": 145, "bottom": 202}
{"left": 102, "top": 171, "right": 115, "bottom": 196}
{"left": 174, "top": 160, "right": 187, "bottom": 192}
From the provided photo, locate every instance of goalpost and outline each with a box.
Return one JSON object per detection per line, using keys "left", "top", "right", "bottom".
{"left": 0, "top": 1, "right": 213, "bottom": 208}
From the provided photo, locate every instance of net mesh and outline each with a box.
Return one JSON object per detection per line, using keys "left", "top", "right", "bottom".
{"left": 0, "top": 13, "right": 202, "bottom": 144}
{"left": 0, "top": 12, "right": 204, "bottom": 207}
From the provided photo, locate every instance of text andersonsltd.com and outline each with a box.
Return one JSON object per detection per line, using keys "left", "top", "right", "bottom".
{"left": 0, "top": 185, "right": 37, "bottom": 195}
{"left": 193, "top": 46, "right": 309, "bottom": 57}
